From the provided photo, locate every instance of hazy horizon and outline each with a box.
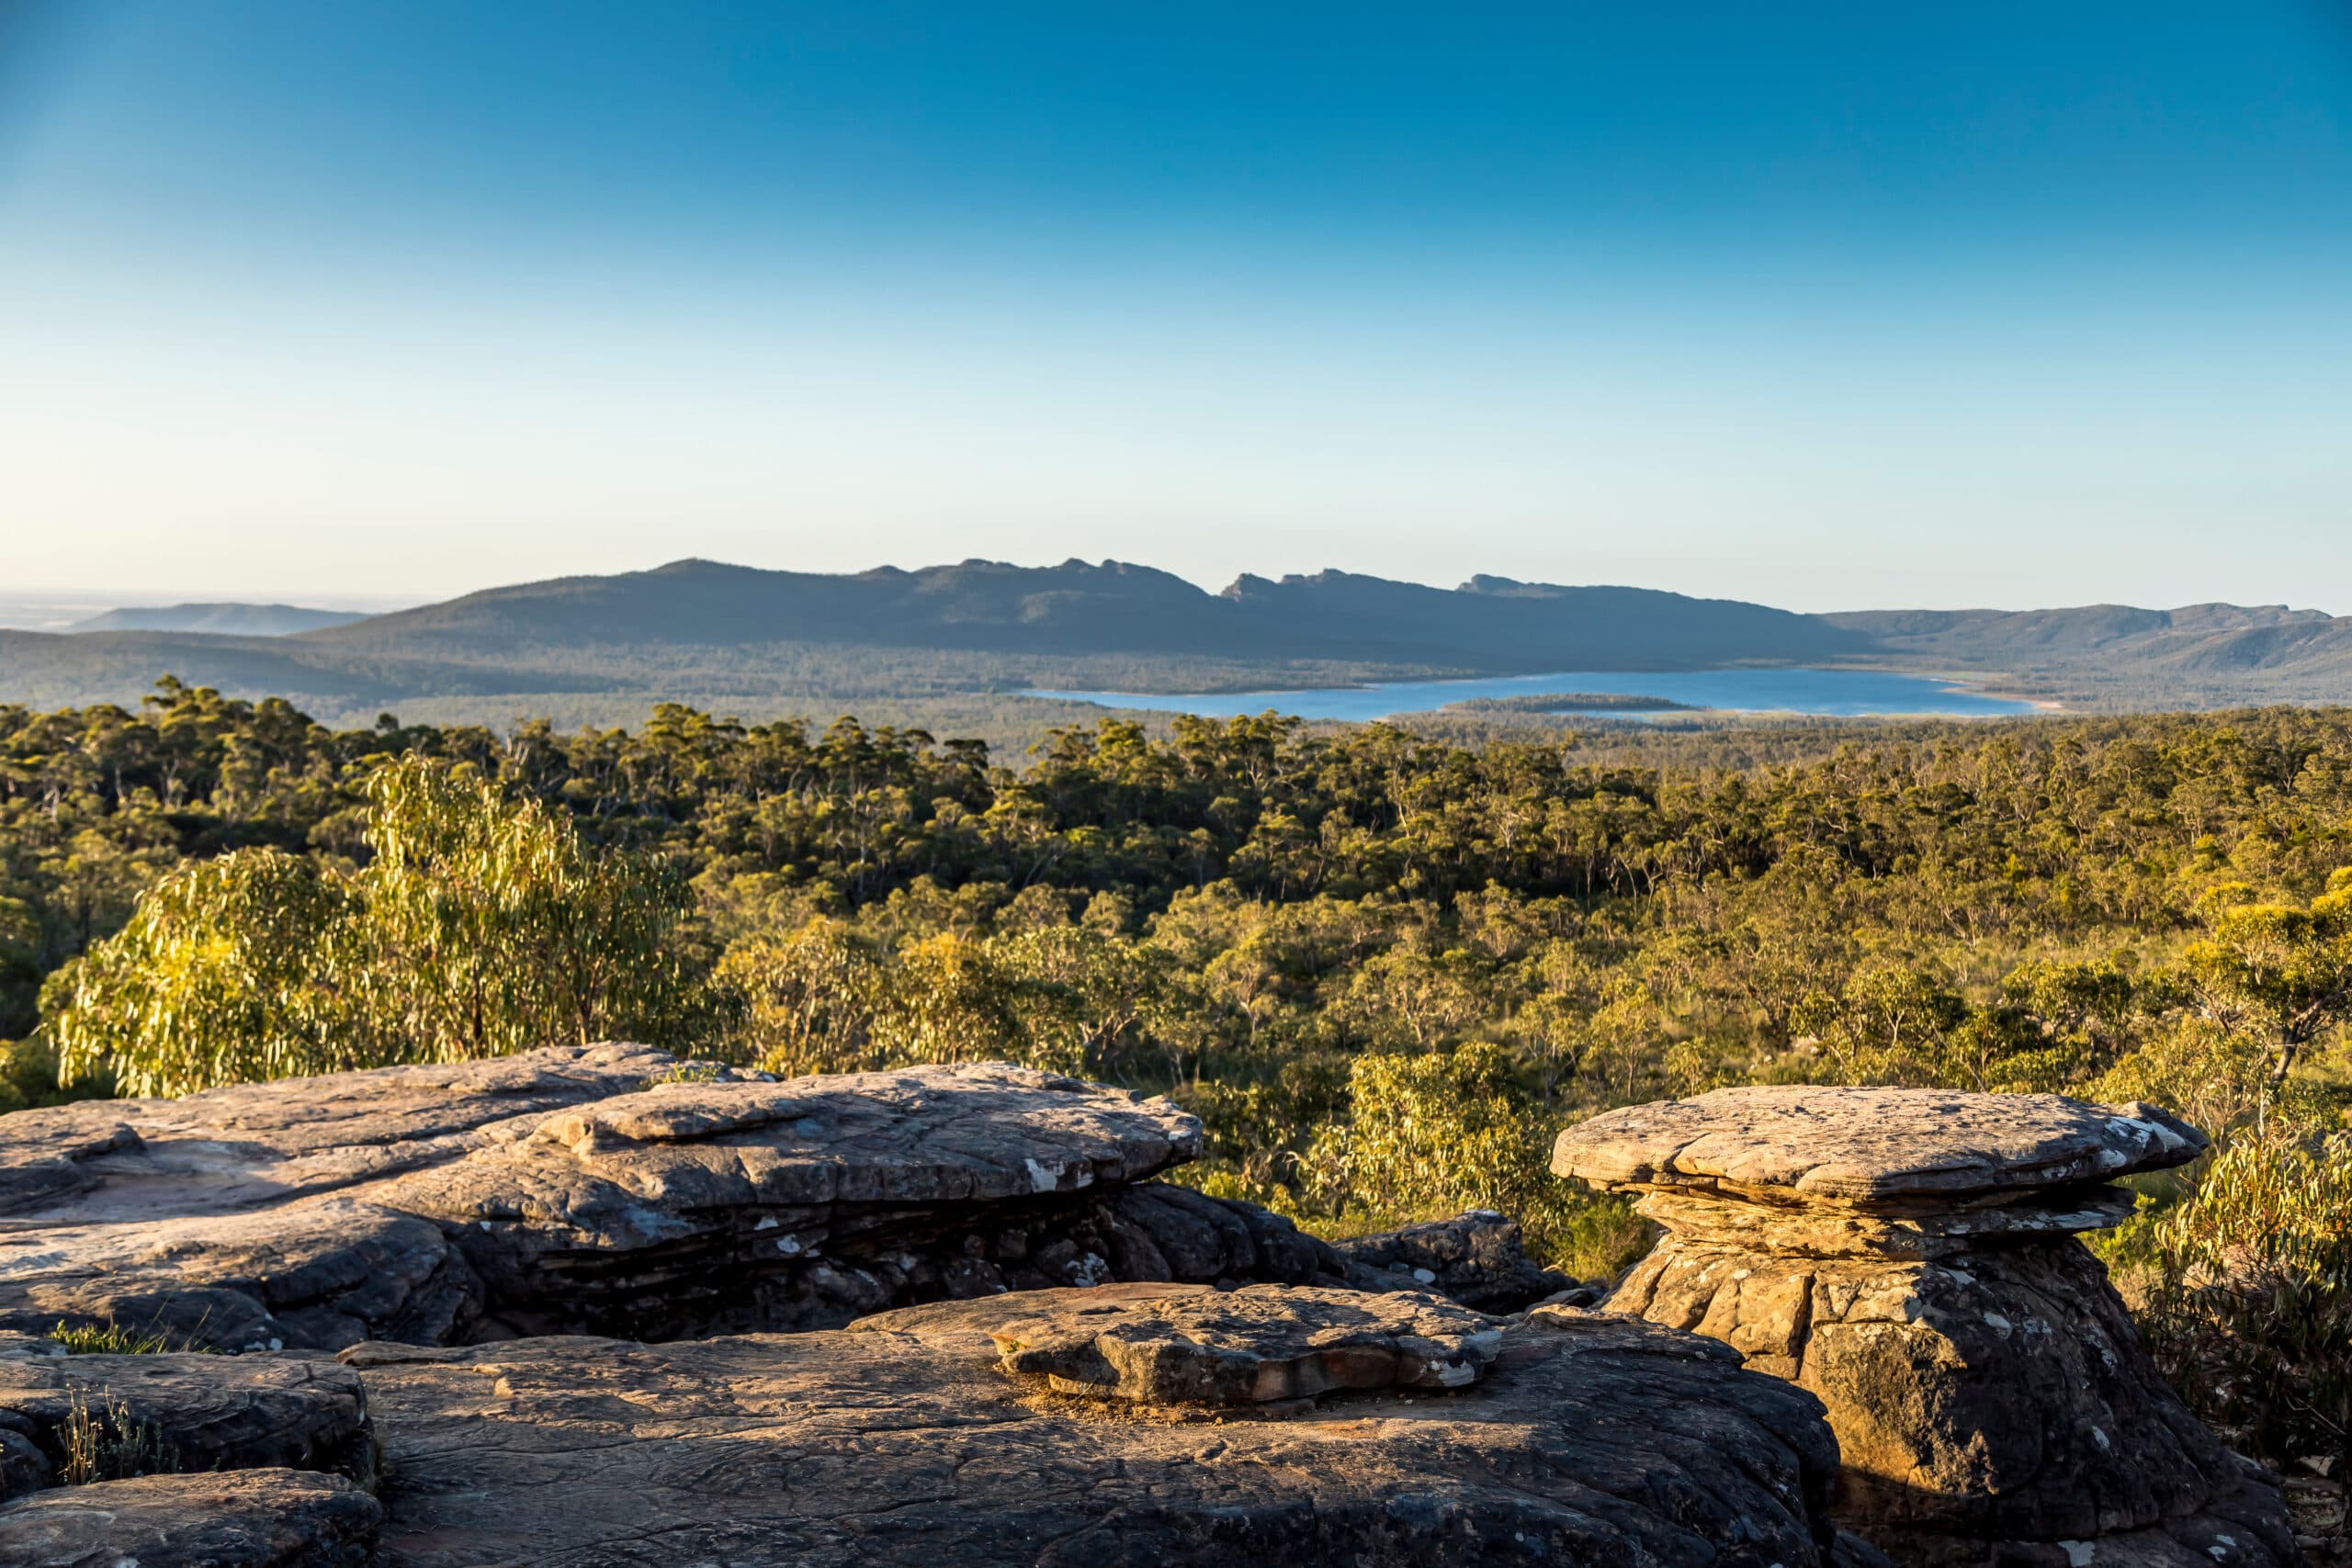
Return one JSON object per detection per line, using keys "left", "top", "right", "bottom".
{"left": 3, "top": 2, "right": 2347, "bottom": 612}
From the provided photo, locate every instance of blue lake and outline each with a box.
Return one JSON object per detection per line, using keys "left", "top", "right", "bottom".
{"left": 1026, "top": 668, "right": 2041, "bottom": 722}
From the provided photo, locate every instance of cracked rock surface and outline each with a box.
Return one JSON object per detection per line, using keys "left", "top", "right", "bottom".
{"left": 1556, "top": 1086, "right": 2294, "bottom": 1568}
{"left": 336, "top": 1284, "right": 1849, "bottom": 1565}
{"left": 1555, "top": 1085, "right": 2204, "bottom": 1203}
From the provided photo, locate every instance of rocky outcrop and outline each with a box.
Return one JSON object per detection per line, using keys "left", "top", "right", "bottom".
{"left": 0, "top": 1282, "right": 1854, "bottom": 1565}
{"left": 0, "top": 1048, "right": 1368, "bottom": 1351}
{"left": 0, "top": 1339, "right": 374, "bottom": 1499}
{"left": 329, "top": 1283, "right": 1848, "bottom": 1564}
{"left": 1555, "top": 1086, "right": 2298, "bottom": 1567}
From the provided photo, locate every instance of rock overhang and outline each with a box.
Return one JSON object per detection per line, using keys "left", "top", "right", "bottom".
{"left": 1552, "top": 1084, "right": 2205, "bottom": 1210}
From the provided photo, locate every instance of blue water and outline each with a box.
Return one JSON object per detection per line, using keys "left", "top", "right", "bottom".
{"left": 1026, "top": 668, "right": 2039, "bottom": 722}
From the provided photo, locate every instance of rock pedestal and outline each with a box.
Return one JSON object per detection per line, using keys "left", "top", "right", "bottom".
{"left": 1554, "top": 1086, "right": 2297, "bottom": 1568}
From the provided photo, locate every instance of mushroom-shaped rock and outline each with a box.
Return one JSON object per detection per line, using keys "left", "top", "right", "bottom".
{"left": 333, "top": 1286, "right": 1852, "bottom": 1564}
{"left": 1554, "top": 1085, "right": 2204, "bottom": 1205}
{"left": 1555, "top": 1086, "right": 2293, "bottom": 1567}
{"left": 977, "top": 1283, "right": 1502, "bottom": 1404}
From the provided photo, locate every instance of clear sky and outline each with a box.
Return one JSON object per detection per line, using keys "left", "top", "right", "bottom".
{"left": 2, "top": 1, "right": 2347, "bottom": 612}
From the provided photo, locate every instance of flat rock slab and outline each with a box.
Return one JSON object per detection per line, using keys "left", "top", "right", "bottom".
{"left": 1553, "top": 1086, "right": 2203, "bottom": 1204}
{"left": 340, "top": 1288, "right": 1848, "bottom": 1566}
{"left": 0, "top": 1468, "right": 381, "bottom": 1567}
{"left": 0, "top": 1348, "right": 371, "bottom": 1499}
{"left": 0, "top": 1043, "right": 681, "bottom": 1227}
{"left": 381, "top": 1061, "right": 1203, "bottom": 1236}
{"left": 969, "top": 1282, "right": 1502, "bottom": 1404}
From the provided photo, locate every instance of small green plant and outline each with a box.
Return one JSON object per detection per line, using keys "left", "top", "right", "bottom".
{"left": 646, "top": 1058, "right": 728, "bottom": 1085}
{"left": 48, "top": 1320, "right": 175, "bottom": 1355}
{"left": 61, "top": 1386, "right": 179, "bottom": 1483}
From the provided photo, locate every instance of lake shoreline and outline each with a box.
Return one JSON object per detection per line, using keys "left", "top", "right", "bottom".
{"left": 1024, "top": 666, "right": 2044, "bottom": 723}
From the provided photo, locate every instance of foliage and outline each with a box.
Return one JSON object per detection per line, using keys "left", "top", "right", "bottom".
{"left": 2126, "top": 1129, "right": 2352, "bottom": 1483}
{"left": 51, "top": 751, "right": 695, "bottom": 1095}
{"left": 1298, "top": 1044, "right": 1650, "bottom": 1280}
{"left": 49, "top": 1320, "right": 183, "bottom": 1355}
{"left": 61, "top": 1387, "right": 179, "bottom": 1484}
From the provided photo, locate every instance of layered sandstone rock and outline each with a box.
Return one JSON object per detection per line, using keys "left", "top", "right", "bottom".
{"left": 1555, "top": 1086, "right": 2297, "bottom": 1567}
{"left": 0, "top": 1048, "right": 1572, "bottom": 1359}
{"left": 0, "top": 1469, "right": 382, "bottom": 1568}
{"left": 334, "top": 1284, "right": 1849, "bottom": 1564}
{"left": 0, "top": 1339, "right": 375, "bottom": 1499}
{"left": 0, "top": 1283, "right": 1856, "bottom": 1566}
{"left": 0, "top": 1048, "right": 1366, "bottom": 1350}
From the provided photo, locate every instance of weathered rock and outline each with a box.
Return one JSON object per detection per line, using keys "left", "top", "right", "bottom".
{"left": 330, "top": 1285, "right": 1849, "bottom": 1564}
{"left": 1330, "top": 1209, "right": 1578, "bottom": 1311}
{"left": 1555, "top": 1086, "right": 2295, "bottom": 1567}
{"left": 973, "top": 1283, "right": 1503, "bottom": 1404}
{"left": 0, "top": 1049, "right": 1367, "bottom": 1351}
{"left": 0, "top": 1043, "right": 681, "bottom": 1224}
{"left": 0, "top": 1347, "right": 372, "bottom": 1501}
{"left": 1556, "top": 1085, "right": 2205, "bottom": 1203}
{"left": 0, "top": 1468, "right": 381, "bottom": 1567}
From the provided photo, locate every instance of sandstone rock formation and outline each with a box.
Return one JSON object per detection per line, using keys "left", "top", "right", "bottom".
{"left": 0, "top": 1338, "right": 374, "bottom": 1497}
{"left": 0, "top": 1047, "right": 1575, "bottom": 1359}
{"left": 332, "top": 1283, "right": 1847, "bottom": 1564}
{"left": 0, "top": 1048, "right": 1383, "bottom": 1352}
{"left": 1555, "top": 1086, "right": 2298, "bottom": 1567}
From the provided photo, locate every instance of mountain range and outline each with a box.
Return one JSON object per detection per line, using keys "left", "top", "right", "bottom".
{"left": 69, "top": 603, "right": 368, "bottom": 637}
{"left": 4, "top": 558, "right": 2349, "bottom": 733}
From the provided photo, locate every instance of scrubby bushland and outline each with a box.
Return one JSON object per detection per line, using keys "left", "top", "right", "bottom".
{"left": 47, "top": 755, "right": 696, "bottom": 1096}
{"left": 4, "top": 682, "right": 2352, "bottom": 1440}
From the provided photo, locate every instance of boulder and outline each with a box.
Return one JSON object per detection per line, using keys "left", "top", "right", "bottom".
{"left": 1555, "top": 1086, "right": 2297, "bottom": 1567}
{"left": 333, "top": 1284, "right": 1850, "bottom": 1563}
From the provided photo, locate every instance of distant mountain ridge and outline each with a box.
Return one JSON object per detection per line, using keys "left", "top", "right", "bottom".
{"left": 1823, "top": 603, "right": 2352, "bottom": 676}
{"left": 3, "top": 558, "right": 2349, "bottom": 728}
{"left": 73, "top": 603, "right": 368, "bottom": 637}
{"left": 300, "top": 558, "right": 1862, "bottom": 669}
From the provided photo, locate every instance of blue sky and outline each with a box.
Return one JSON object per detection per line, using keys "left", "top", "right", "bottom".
{"left": 1, "top": 1, "right": 2347, "bottom": 611}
